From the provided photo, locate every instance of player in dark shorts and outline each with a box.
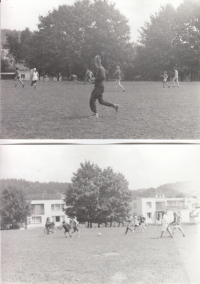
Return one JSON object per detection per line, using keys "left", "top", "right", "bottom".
{"left": 45, "top": 217, "right": 52, "bottom": 235}
{"left": 14, "top": 67, "right": 24, "bottom": 87}
{"left": 59, "top": 221, "right": 72, "bottom": 238}
{"left": 89, "top": 55, "right": 119, "bottom": 118}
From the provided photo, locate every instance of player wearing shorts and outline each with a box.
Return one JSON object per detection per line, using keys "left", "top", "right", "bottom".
{"left": 139, "top": 214, "right": 147, "bottom": 232}
{"left": 159, "top": 211, "right": 173, "bottom": 238}
{"left": 45, "top": 217, "right": 52, "bottom": 235}
{"left": 69, "top": 74, "right": 79, "bottom": 83}
{"left": 70, "top": 217, "right": 80, "bottom": 236}
{"left": 59, "top": 221, "right": 72, "bottom": 238}
{"left": 162, "top": 71, "right": 170, "bottom": 88}
{"left": 31, "top": 68, "right": 38, "bottom": 89}
{"left": 84, "top": 70, "right": 93, "bottom": 84}
{"left": 14, "top": 67, "right": 24, "bottom": 87}
{"left": 170, "top": 211, "right": 185, "bottom": 237}
{"left": 125, "top": 215, "right": 134, "bottom": 234}
{"left": 89, "top": 55, "right": 119, "bottom": 118}
{"left": 113, "top": 66, "right": 125, "bottom": 92}
{"left": 173, "top": 68, "right": 179, "bottom": 87}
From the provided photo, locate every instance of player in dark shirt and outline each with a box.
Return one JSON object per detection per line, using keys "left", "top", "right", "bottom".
{"left": 59, "top": 221, "right": 72, "bottom": 238}
{"left": 89, "top": 55, "right": 119, "bottom": 118}
{"left": 14, "top": 67, "right": 25, "bottom": 87}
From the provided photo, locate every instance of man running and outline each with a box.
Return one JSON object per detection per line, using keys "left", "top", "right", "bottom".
{"left": 89, "top": 55, "right": 119, "bottom": 118}
{"left": 159, "top": 211, "right": 173, "bottom": 238}
{"left": 113, "top": 65, "right": 125, "bottom": 92}
{"left": 125, "top": 214, "right": 134, "bottom": 234}
{"left": 69, "top": 74, "right": 79, "bottom": 83}
{"left": 70, "top": 217, "right": 80, "bottom": 236}
{"left": 170, "top": 211, "right": 185, "bottom": 237}
{"left": 84, "top": 69, "right": 93, "bottom": 84}
{"left": 59, "top": 220, "right": 72, "bottom": 238}
{"left": 162, "top": 71, "right": 170, "bottom": 88}
{"left": 14, "top": 67, "right": 24, "bottom": 87}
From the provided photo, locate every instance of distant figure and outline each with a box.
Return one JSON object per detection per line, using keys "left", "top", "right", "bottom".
{"left": 31, "top": 68, "right": 39, "bottom": 89}
{"left": 139, "top": 214, "right": 147, "bottom": 232}
{"left": 69, "top": 74, "right": 79, "bottom": 83}
{"left": 89, "top": 55, "right": 119, "bottom": 118}
{"left": 173, "top": 68, "right": 179, "bottom": 87}
{"left": 70, "top": 217, "right": 80, "bottom": 236}
{"left": 134, "top": 215, "right": 142, "bottom": 231}
{"left": 170, "top": 211, "right": 185, "bottom": 237}
{"left": 125, "top": 215, "right": 134, "bottom": 234}
{"left": 14, "top": 67, "right": 24, "bottom": 87}
{"left": 113, "top": 66, "right": 125, "bottom": 92}
{"left": 162, "top": 71, "right": 170, "bottom": 88}
{"left": 159, "top": 211, "right": 173, "bottom": 238}
{"left": 45, "top": 217, "right": 52, "bottom": 235}
{"left": 84, "top": 69, "right": 93, "bottom": 84}
{"left": 59, "top": 221, "right": 72, "bottom": 238}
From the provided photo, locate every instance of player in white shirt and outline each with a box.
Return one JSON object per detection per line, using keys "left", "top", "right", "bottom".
{"left": 69, "top": 74, "right": 79, "bottom": 83}
{"left": 159, "top": 211, "right": 173, "bottom": 238}
{"left": 84, "top": 69, "right": 93, "bottom": 84}
{"left": 173, "top": 68, "right": 179, "bottom": 87}
{"left": 162, "top": 71, "right": 170, "bottom": 88}
{"left": 70, "top": 217, "right": 80, "bottom": 236}
{"left": 31, "top": 68, "right": 39, "bottom": 89}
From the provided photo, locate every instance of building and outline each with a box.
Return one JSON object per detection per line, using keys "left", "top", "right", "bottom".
{"left": 27, "top": 199, "right": 69, "bottom": 229}
{"left": 131, "top": 196, "right": 200, "bottom": 224}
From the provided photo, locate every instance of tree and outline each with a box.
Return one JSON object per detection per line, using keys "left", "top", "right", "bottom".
{"left": 1, "top": 58, "right": 9, "bottom": 72}
{"left": 0, "top": 187, "right": 31, "bottom": 229}
{"left": 64, "top": 161, "right": 132, "bottom": 227}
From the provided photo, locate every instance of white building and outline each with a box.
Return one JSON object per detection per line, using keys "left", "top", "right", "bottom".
{"left": 27, "top": 199, "right": 69, "bottom": 229}
{"left": 131, "top": 196, "right": 200, "bottom": 224}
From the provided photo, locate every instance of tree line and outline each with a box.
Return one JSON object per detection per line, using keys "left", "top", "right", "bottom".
{"left": 2, "top": 0, "right": 199, "bottom": 81}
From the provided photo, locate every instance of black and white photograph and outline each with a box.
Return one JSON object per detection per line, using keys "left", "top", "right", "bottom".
{"left": 1, "top": 144, "right": 200, "bottom": 284}
{"left": 1, "top": 0, "right": 200, "bottom": 139}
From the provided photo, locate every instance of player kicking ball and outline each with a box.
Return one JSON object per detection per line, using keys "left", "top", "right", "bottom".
{"left": 89, "top": 55, "right": 119, "bottom": 118}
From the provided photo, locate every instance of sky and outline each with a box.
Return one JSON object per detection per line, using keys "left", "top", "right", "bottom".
{"left": 1, "top": 144, "right": 200, "bottom": 190}
{"left": 1, "top": 0, "right": 184, "bottom": 42}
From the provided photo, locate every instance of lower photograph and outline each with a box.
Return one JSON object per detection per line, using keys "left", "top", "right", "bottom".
{"left": 1, "top": 144, "right": 200, "bottom": 284}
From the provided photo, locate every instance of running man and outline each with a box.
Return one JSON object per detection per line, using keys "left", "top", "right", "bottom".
{"left": 125, "top": 215, "right": 134, "bottom": 234}
{"left": 139, "top": 214, "right": 147, "bottom": 232}
{"left": 170, "top": 211, "right": 185, "bottom": 237}
{"left": 113, "top": 66, "right": 125, "bottom": 92}
{"left": 162, "top": 71, "right": 170, "bottom": 88}
{"left": 70, "top": 217, "right": 80, "bottom": 236}
{"left": 14, "top": 67, "right": 24, "bottom": 87}
{"left": 69, "top": 74, "right": 79, "bottom": 83}
{"left": 173, "top": 68, "right": 179, "bottom": 87}
{"left": 159, "top": 211, "right": 173, "bottom": 238}
{"left": 84, "top": 69, "right": 93, "bottom": 84}
{"left": 89, "top": 55, "right": 119, "bottom": 118}
{"left": 31, "top": 68, "right": 38, "bottom": 89}
{"left": 59, "top": 220, "right": 72, "bottom": 238}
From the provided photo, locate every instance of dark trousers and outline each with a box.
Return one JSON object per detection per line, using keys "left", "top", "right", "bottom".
{"left": 90, "top": 86, "right": 114, "bottom": 113}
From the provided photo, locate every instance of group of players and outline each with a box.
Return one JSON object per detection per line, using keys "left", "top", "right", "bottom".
{"left": 125, "top": 210, "right": 185, "bottom": 238}
{"left": 45, "top": 216, "right": 80, "bottom": 237}
{"left": 14, "top": 55, "right": 180, "bottom": 118}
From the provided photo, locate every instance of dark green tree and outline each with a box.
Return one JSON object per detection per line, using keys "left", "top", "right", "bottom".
{"left": 64, "top": 161, "right": 132, "bottom": 227}
{"left": 0, "top": 187, "right": 31, "bottom": 228}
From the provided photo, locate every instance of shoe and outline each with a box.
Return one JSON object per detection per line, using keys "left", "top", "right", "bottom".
{"left": 114, "top": 104, "right": 119, "bottom": 112}
{"left": 88, "top": 113, "right": 99, "bottom": 118}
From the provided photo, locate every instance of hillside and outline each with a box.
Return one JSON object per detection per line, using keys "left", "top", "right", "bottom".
{"left": 0, "top": 179, "right": 70, "bottom": 200}
{"left": 131, "top": 181, "right": 200, "bottom": 199}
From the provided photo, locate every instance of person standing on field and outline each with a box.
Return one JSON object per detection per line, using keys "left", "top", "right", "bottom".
{"left": 173, "top": 68, "right": 179, "bottom": 87}
{"left": 159, "top": 211, "right": 173, "bottom": 238}
{"left": 89, "top": 55, "right": 119, "bottom": 118}
{"left": 31, "top": 68, "right": 38, "bottom": 89}
{"left": 14, "top": 67, "right": 25, "bottom": 87}
{"left": 70, "top": 217, "right": 80, "bottom": 236}
{"left": 84, "top": 69, "right": 93, "bottom": 84}
{"left": 139, "top": 214, "right": 147, "bottom": 232}
{"left": 113, "top": 66, "right": 125, "bottom": 92}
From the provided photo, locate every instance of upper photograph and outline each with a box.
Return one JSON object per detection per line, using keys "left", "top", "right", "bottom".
{"left": 1, "top": 0, "right": 200, "bottom": 139}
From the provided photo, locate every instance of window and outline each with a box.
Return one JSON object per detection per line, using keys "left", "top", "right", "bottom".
{"left": 21, "top": 74, "right": 25, "bottom": 78}
{"left": 146, "top": 202, "right": 152, "bottom": 209}
{"left": 51, "top": 204, "right": 64, "bottom": 211}
{"left": 147, "top": 213, "right": 151, "bottom": 218}
{"left": 32, "top": 204, "right": 44, "bottom": 215}
{"left": 32, "top": 216, "right": 42, "bottom": 224}
{"left": 55, "top": 216, "right": 60, "bottom": 222}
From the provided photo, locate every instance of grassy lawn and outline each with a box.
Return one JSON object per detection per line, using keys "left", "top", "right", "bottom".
{"left": 1, "top": 224, "right": 200, "bottom": 284}
{"left": 1, "top": 80, "right": 200, "bottom": 139}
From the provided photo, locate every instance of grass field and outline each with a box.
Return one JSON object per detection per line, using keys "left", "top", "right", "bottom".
{"left": 1, "top": 80, "right": 200, "bottom": 139}
{"left": 1, "top": 225, "right": 200, "bottom": 284}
